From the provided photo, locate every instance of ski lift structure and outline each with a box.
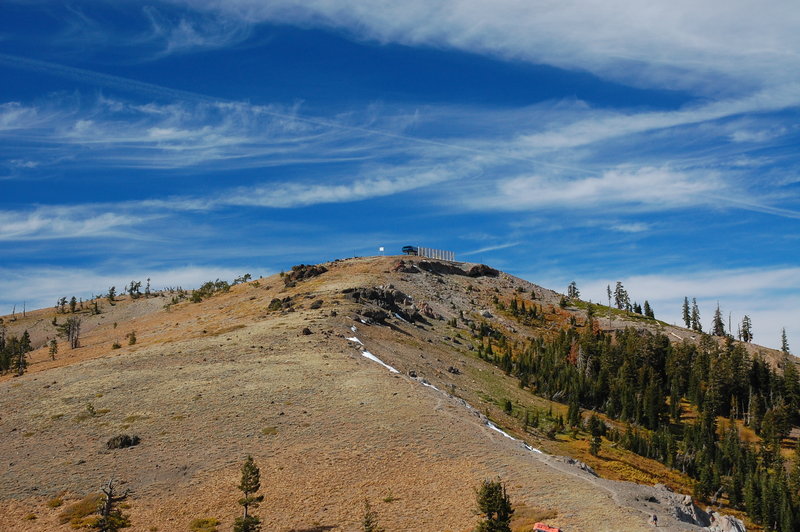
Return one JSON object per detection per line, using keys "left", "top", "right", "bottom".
{"left": 402, "top": 245, "right": 455, "bottom": 262}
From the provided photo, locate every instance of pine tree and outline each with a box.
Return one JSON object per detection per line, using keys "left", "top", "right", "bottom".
{"left": 474, "top": 480, "right": 514, "bottom": 532}
{"left": 712, "top": 304, "right": 725, "bottom": 337}
{"left": 781, "top": 328, "right": 790, "bottom": 355}
{"left": 48, "top": 339, "right": 58, "bottom": 360}
{"left": 740, "top": 315, "right": 753, "bottom": 342}
{"left": 643, "top": 300, "right": 654, "bottom": 319}
{"left": 567, "top": 281, "right": 580, "bottom": 299}
{"left": 682, "top": 297, "right": 691, "bottom": 328}
{"left": 234, "top": 455, "right": 264, "bottom": 532}
{"left": 567, "top": 394, "right": 580, "bottom": 427}
{"left": 15, "top": 330, "right": 32, "bottom": 375}
{"left": 690, "top": 298, "right": 702, "bottom": 332}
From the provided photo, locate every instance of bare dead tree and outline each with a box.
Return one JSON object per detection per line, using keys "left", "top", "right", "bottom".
{"left": 96, "top": 478, "right": 131, "bottom": 532}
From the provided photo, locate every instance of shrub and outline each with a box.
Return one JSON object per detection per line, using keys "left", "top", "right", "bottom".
{"left": 126, "top": 331, "right": 136, "bottom": 345}
{"left": 190, "top": 517, "right": 220, "bottom": 532}
{"left": 47, "top": 496, "right": 64, "bottom": 508}
{"left": 112, "top": 342, "right": 121, "bottom": 349}
{"left": 106, "top": 434, "right": 141, "bottom": 450}
{"left": 58, "top": 493, "right": 103, "bottom": 526}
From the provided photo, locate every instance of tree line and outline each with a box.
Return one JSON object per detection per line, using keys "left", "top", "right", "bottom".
{"left": 472, "top": 310, "right": 800, "bottom": 531}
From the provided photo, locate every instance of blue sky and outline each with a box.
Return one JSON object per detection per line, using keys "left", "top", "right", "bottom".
{"left": 1, "top": 1, "right": 799, "bottom": 350}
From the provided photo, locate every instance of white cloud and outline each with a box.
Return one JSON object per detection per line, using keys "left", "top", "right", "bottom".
{"left": 611, "top": 223, "right": 650, "bottom": 233}
{"left": 511, "top": 85, "right": 800, "bottom": 153}
{"left": 169, "top": 0, "right": 800, "bottom": 95}
{"left": 458, "top": 167, "right": 721, "bottom": 212}
{"left": 225, "top": 167, "right": 455, "bottom": 208}
{"left": 0, "top": 208, "right": 149, "bottom": 241}
{"left": 460, "top": 242, "right": 519, "bottom": 257}
{"left": 143, "top": 6, "right": 252, "bottom": 56}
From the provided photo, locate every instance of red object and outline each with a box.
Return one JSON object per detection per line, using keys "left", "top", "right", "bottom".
{"left": 534, "top": 524, "right": 562, "bottom": 532}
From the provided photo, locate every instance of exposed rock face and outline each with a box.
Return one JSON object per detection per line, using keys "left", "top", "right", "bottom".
{"left": 648, "top": 484, "right": 746, "bottom": 531}
{"left": 707, "top": 511, "right": 747, "bottom": 532}
{"left": 466, "top": 264, "right": 500, "bottom": 277}
{"left": 418, "top": 261, "right": 466, "bottom": 276}
{"left": 391, "top": 260, "right": 419, "bottom": 273}
{"left": 345, "top": 287, "right": 428, "bottom": 324}
{"left": 284, "top": 264, "right": 328, "bottom": 286}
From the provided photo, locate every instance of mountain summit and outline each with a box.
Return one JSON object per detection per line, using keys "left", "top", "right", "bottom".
{"left": 0, "top": 256, "right": 772, "bottom": 530}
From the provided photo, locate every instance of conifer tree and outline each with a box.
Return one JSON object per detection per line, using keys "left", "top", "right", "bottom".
{"left": 15, "top": 330, "right": 32, "bottom": 375}
{"left": 474, "top": 480, "right": 513, "bottom": 532}
{"left": 643, "top": 300, "right": 654, "bottom": 319}
{"left": 690, "top": 298, "right": 702, "bottom": 332}
{"left": 781, "top": 328, "right": 790, "bottom": 355}
{"left": 740, "top": 315, "right": 753, "bottom": 342}
{"left": 234, "top": 455, "right": 264, "bottom": 532}
{"left": 567, "top": 394, "right": 581, "bottom": 428}
{"left": 712, "top": 304, "right": 726, "bottom": 337}
{"left": 567, "top": 281, "right": 579, "bottom": 299}
{"left": 48, "top": 339, "right": 58, "bottom": 360}
{"left": 682, "top": 297, "right": 691, "bottom": 328}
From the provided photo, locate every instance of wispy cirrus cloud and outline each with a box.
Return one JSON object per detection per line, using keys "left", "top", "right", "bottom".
{"left": 166, "top": 0, "right": 800, "bottom": 95}
{"left": 455, "top": 167, "right": 722, "bottom": 212}
{"left": 142, "top": 6, "right": 253, "bottom": 57}
{"left": 461, "top": 242, "right": 519, "bottom": 257}
{"left": 0, "top": 207, "right": 152, "bottom": 241}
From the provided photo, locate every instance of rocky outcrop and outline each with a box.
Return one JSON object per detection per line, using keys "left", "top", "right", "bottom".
{"left": 284, "top": 264, "right": 328, "bottom": 286}
{"left": 648, "top": 484, "right": 746, "bottom": 531}
{"left": 707, "top": 511, "right": 747, "bottom": 532}
{"left": 392, "top": 259, "right": 420, "bottom": 273}
{"left": 466, "top": 264, "right": 500, "bottom": 277}
{"left": 417, "top": 301, "right": 440, "bottom": 320}
{"left": 345, "top": 286, "right": 428, "bottom": 324}
{"left": 417, "top": 260, "right": 466, "bottom": 276}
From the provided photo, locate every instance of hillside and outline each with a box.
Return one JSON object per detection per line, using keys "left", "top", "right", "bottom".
{"left": 0, "top": 255, "right": 783, "bottom": 531}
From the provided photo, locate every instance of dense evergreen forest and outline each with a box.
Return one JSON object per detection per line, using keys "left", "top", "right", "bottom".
{"left": 473, "top": 298, "right": 800, "bottom": 531}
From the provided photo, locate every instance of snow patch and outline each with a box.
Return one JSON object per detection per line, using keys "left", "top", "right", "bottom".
{"left": 419, "top": 379, "right": 441, "bottom": 392}
{"left": 486, "top": 420, "right": 544, "bottom": 454}
{"left": 393, "top": 312, "right": 409, "bottom": 323}
{"left": 351, "top": 325, "right": 358, "bottom": 332}
{"left": 361, "top": 350, "right": 400, "bottom": 374}
{"left": 346, "top": 337, "right": 363, "bottom": 345}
